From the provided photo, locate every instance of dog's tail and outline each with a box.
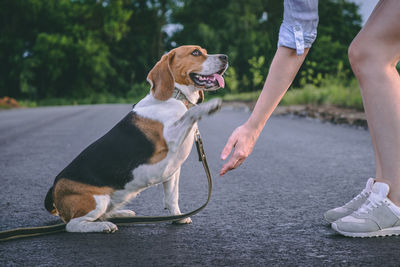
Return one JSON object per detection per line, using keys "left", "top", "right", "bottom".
{"left": 44, "top": 186, "right": 58, "bottom": 216}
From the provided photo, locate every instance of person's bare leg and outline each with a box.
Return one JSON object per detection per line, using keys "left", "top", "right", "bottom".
{"left": 361, "top": 0, "right": 385, "bottom": 180}
{"left": 348, "top": 0, "right": 400, "bottom": 204}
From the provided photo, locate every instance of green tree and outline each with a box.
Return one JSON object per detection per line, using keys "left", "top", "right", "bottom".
{"left": 171, "top": 0, "right": 362, "bottom": 92}
{"left": 110, "top": 0, "right": 175, "bottom": 95}
{"left": 0, "top": 0, "right": 364, "bottom": 101}
{"left": 296, "top": 0, "right": 362, "bottom": 86}
{"left": 170, "top": 0, "right": 283, "bottom": 93}
{"left": 0, "top": 0, "right": 131, "bottom": 99}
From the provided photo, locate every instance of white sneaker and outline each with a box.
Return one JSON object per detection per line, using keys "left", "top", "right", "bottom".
{"left": 324, "top": 178, "right": 374, "bottom": 223}
{"left": 332, "top": 182, "right": 400, "bottom": 238}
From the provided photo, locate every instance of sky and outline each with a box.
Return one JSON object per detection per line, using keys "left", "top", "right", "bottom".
{"left": 350, "top": 0, "right": 379, "bottom": 25}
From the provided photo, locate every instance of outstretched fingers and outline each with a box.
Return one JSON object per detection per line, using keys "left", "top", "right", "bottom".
{"left": 219, "top": 129, "right": 247, "bottom": 176}
{"left": 220, "top": 124, "right": 259, "bottom": 176}
{"left": 220, "top": 151, "right": 246, "bottom": 176}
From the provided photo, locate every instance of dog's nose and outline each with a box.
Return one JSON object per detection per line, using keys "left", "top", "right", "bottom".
{"left": 219, "top": 55, "right": 228, "bottom": 63}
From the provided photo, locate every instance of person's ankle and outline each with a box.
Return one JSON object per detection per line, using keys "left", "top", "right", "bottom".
{"left": 375, "top": 178, "right": 400, "bottom": 207}
{"left": 387, "top": 193, "right": 400, "bottom": 207}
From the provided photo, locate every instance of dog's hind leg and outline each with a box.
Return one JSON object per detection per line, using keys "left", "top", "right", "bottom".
{"left": 163, "top": 168, "right": 192, "bottom": 224}
{"left": 53, "top": 179, "right": 117, "bottom": 233}
{"left": 65, "top": 195, "right": 118, "bottom": 233}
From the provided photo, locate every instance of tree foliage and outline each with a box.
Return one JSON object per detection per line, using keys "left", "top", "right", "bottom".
{"left": 0, "top": 0, "right": 363, "bottom": 100}
{"left": 170, "top": 0, "right": 361, "bottom": 91}
{"left": 1, "top": 0, "right": 132, "bottom": 99}
{"left": 170, "top": 0, "right": 283, "bottom": 92}
{"left": 297, "top": 0, "right": 362, "bottom": 86}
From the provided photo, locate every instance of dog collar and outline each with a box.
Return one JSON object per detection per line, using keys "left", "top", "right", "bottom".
{"left": 172, "top": 88, "right": 196, "bottom": 109}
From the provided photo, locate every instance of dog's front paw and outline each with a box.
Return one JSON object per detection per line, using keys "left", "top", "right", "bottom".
{"left": 187, "top": 98, "right": 222, "bottom": 122}
{"left": 101, "top": 222, "right": 119, "bottom": 233}
{"left": 172, "top": 217, "right": 192, "bottom": 225}
{"left": 203, "top": 98, "right": 222, "bottom": 115}
{"left": 66, "top": 221, "right": 118, "bottom": 233}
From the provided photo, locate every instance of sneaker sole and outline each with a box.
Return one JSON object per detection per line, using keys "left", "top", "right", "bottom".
{"left": 331, "top": 223, "right": 400, "bottom": 238}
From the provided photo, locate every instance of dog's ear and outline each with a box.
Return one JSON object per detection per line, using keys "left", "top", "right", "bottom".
{"left": 197, "top": 90, "right": 204, "bottom": 104}
{"left": 147, "top": 51, "right": 176, "bottom": 101}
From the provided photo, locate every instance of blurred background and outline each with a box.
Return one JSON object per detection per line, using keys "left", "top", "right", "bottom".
{"left": 1, "top": 0, "right": 396, "bottom": 109}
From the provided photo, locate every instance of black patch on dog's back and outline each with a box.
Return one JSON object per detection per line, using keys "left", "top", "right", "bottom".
{"left": 54, "top": 112, "right": 154, "bottom": 189}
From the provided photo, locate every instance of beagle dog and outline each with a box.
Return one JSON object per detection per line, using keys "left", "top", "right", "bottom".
{"left": 44, "top": 45, "right": 228, "bottom": 233}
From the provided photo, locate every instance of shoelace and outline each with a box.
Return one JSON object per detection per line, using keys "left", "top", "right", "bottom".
{"left": 355, "top": 193, "right": 383, "bottom": 215}
{"left": 347, "top": 189, "right": 369, "bottom": 205}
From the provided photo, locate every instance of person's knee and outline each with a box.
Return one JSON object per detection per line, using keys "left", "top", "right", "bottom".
{"left": 348, "top": 38, "right": 371, "bottom": 77}
{"left": 348, "top": 35, "right": 395, "bottom": 79}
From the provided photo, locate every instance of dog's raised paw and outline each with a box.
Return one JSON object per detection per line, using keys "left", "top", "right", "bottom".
{"left": 185, "top": 98, "right": 222, "bottom": 122}
{"left": 205, "top": 98, "right": 222, "bottom": 115}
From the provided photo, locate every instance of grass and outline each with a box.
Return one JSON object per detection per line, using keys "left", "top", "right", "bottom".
{"left": 15, "top": 82, "right": 150, "bottom": 108}
{"left": 223, "top": 77, "right": 364, "bottom": 111}
{"left": 18, "top": 94, "right": 145, "bottom": 108}
{"left": 5, "top": 77, "right": 364, "bottom": 111}
{"left": 222, "top": 90, "right": 261, "bottom": 102}
{"left": 281, "top": 78, "right": 363, "bottom": 110}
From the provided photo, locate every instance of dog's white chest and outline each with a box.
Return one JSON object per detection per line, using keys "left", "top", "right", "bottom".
{"left": 110, "top": 95, "right": 196, "bottom": 205}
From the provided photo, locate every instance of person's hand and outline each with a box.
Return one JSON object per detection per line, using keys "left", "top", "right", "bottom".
{"left": 220, "top": 124, "right": 260, "bottom": 176}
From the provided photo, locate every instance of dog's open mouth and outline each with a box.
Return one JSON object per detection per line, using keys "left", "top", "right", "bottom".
{"left": 190, "top": 70, "right": 225, "bottom": 89}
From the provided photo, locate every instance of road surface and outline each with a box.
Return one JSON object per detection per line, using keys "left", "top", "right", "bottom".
{"left": 0, "top": 104, "right": 399, "bottom": 266}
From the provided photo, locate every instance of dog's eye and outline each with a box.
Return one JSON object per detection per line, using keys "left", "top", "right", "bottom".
{"left": 191, "top": 49, "right": 202, "bottom": 56}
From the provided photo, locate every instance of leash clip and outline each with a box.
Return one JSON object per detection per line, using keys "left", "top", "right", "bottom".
{"left": 194, "top": 129, "right": 205, "bottom": 162}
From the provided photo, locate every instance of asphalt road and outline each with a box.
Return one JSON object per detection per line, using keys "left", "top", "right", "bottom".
{"left": 1, "top": 104, "right": 399, "bottom": 266}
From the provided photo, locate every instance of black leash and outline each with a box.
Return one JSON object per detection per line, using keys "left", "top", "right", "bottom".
{"left": 0, "top": 130, "right": 212, "bottom": 242}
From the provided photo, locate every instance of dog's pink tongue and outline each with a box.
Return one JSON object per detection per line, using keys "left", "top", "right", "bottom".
{"left": 213, "top": 74, "right": 225, "bottom": 88}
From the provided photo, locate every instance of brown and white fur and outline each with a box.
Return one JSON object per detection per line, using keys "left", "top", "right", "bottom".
{"left": 45, "top": 45, "right": 228, "bottom": 233}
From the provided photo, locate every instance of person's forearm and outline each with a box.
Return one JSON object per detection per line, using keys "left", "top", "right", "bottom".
{"left": 245, "top": 46, "right": 309, "bottom": 134}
